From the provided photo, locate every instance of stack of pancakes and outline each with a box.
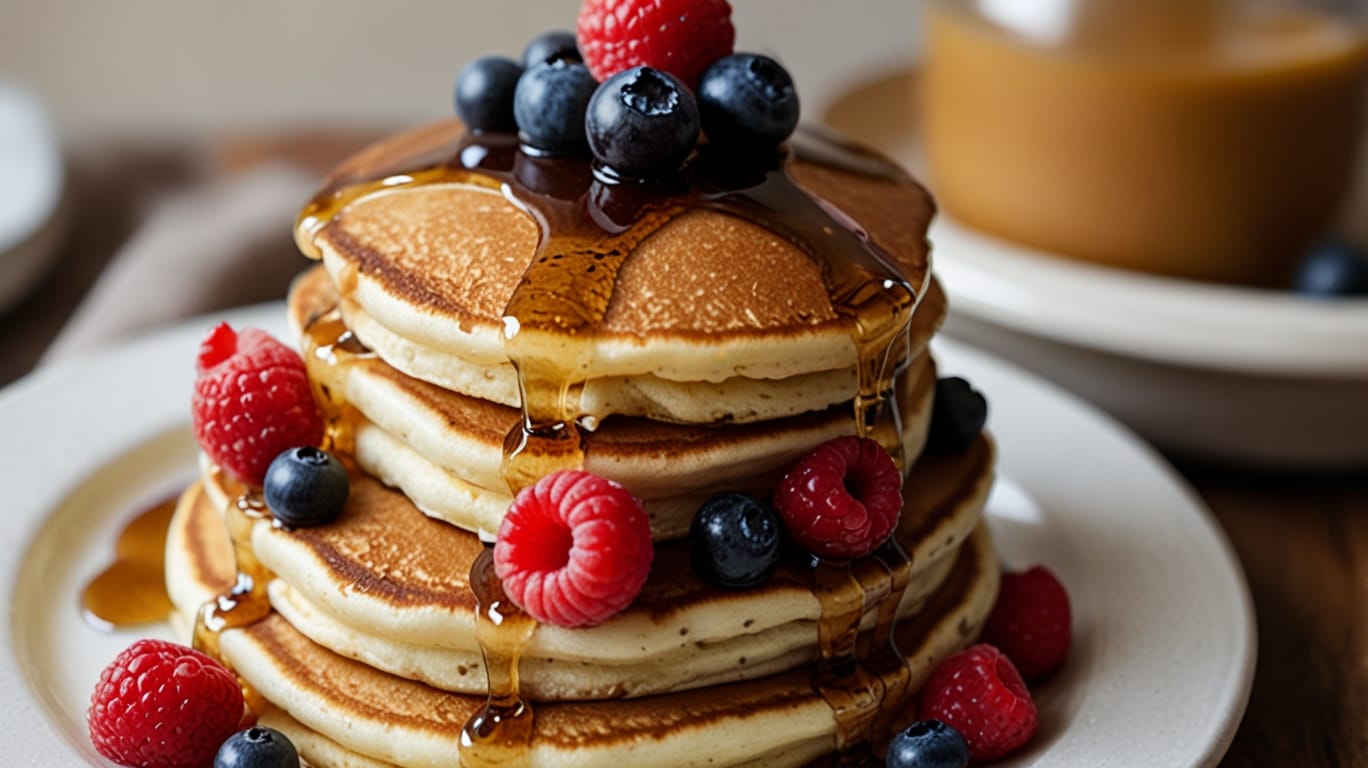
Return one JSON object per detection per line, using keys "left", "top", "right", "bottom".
{"left": 164, "top": 119, "right": 1001, "bottom": 767}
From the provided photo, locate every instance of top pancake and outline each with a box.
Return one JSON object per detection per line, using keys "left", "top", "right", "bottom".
{"left": 297, "top": 120, "right": 937, "bottom": 384}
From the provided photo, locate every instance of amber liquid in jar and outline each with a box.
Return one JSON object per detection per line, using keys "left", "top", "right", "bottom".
{"left": 922, "top": 0, "right": 1368, "bottom": 284}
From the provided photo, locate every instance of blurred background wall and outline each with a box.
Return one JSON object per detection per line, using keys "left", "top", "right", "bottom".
{"left": 0, "top": 1, "right": 921, "bottom": 141}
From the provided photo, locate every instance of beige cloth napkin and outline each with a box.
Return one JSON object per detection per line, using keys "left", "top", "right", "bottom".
{"left": 42, "top": 164, "right": 319, "bottom": 363}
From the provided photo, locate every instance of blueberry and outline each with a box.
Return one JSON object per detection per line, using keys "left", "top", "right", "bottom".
{"left": 454, "top": 55, "right": 523, "bottom": 133}
{"left": 214, "top": 726, "right": 300, "bottom": 768}
{"left": 885, "top": 720, "right": 970, "bottom": 768}
{"left": 586, "top": 66, "right": 700, "bottom": 180}
{"left": 689, "top": 492, "right": 782, "bottom": 589}
{"left": 925, "top": 376, "right": 988, "bottom": 455}
{"left": 698, "top": 53, "right": 800, "bottom": 151}
{"left": 1293, "top": 237, "right": 1368, "bottom": 297}
{"left": 263, "top": 446, "right": 349, "bottom": 527}
{"left": 514, "top": 60, "right": 598, "bottom": 155}
{"left": 522, "top": 29, "right": 581, "bottom": 68}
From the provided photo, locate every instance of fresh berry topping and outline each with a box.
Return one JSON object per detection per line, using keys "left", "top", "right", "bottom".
{"left": 214, "top": 726, "right": 300, "bottom": 768}
{"left": 698, "top": 53, "right": 800, "bottom": 151}
{"left": 586, "top": 66, "right": 700, "bottom": 180}
{"left": 88, "top": 639, "right": 245, "bottom": 768}
{"left": 1293, "top": 237, "right": 1368, "bottom": 297}
{"left": 689, "top": 492, "right": 782, "bottom": 589}
{"left": 773, "top": 436, "right": 902, "bottom": 560}
{"left": 982, "top": 565, "right": 1072, "bottom": 682}
{"left": 577, "top": 0, "right": 735, "bottom": 87}
{"left": 454, "top": 55, "right": 524, "bottom": 133}
{"left": 192, "top": 323, "right": 323, "bottom": 486}
{"left": 885, "top": 720, "right": 970, "bottom": 768}
{"left": 522, "top": 29, "right": 582, "bottom": 68}
{"left": 494, "top": 470, "right": 654, "bottom": 628}
{"left": 919, "top": 644, "right": 1038, "bottom": 763}
{"left": 514, "top": 59, "right": 598, "bottom": 155}
{"left": 925, "top": 376, "right": 988, "bottom": 455}
{"left": 263, "top": 446, "right": 350, "bottom": 527}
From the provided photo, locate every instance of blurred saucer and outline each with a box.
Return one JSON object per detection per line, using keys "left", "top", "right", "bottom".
{"left": 0, "top": 82, "right": 65, "bottom": 314}
{"left": 825, "top": 68, "right": 1368, "bottom": 468}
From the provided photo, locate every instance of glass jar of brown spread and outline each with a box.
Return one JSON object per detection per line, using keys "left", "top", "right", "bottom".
{"left": 920, "top": 0, "right": 1367, "bottom": 285}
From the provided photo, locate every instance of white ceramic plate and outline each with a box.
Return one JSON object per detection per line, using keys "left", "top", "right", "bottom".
{"left": 0, "top": 303, "right": 1254, "bottom": 766}
{"left": 823, "top": 69, "right": 1368, "bottom": 468}
{"left": 0, "top": 82, "right": 65, "bottom": 312}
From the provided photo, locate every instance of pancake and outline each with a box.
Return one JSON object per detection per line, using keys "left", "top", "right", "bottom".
{"left": 171, "top": 437, "right": 996, "bottom": 700}
{"left": 287, "top": 265, "right": 941, "bottom": 540}
{"left": 190, "top": 531, "right": 996, "bottom": 768}
{"left": 298, "top": 120, "right": 936, "bottom": 390}
{"left": 289, "top": 264, "right": 948, "bottom": 427}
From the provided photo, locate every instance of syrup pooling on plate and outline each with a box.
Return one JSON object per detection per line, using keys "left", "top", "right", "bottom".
{"left": 82, "top": 497, "right": 177, "bottom": 630}
{"left": 294, "top": 124, "right": 924, "bottom": 763}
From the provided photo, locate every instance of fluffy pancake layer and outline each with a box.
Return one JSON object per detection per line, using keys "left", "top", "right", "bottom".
{"left": 170, "top": 437, "right": 995, "bottom": 701}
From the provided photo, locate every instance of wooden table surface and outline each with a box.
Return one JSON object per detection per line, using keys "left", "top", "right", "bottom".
{"left": 2, "top": 136, "right": 1365, "bottom": 768}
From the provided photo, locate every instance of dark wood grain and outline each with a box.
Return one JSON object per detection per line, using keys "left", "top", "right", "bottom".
{"left": 1189, "top": 464, "right": 1368, "bottom": 768}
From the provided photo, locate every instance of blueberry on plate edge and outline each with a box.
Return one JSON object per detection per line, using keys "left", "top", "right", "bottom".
{"left": 1293, "top": 237, "right": 1368, "bottom": 297}
{"left": 885, "top": 720, "right": 970, "bottom": 768}
{"left": 215, "top": 726, "right": 300, "bottom": 768}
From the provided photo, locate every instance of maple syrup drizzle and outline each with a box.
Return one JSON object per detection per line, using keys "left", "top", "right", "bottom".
{"left": 295, "top": 127, "right": 923, "bottom": 763}
{"left": 82, "top": 497, "right": 178, "bottom": 630}
{"left": 192, "top": 488, "right": 274, "bottom": 714}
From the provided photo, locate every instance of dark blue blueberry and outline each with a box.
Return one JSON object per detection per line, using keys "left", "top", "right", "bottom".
{"left": 263, "top": 446, "right": 349, "bottom": 528}
{"left": 885, "top": 720, "right": 970, "bottom": 768}
{"left": 521, "top": 29, "right": 581, "bottom": 68}
{"left": 514, "top": 60, "right": 598, "bottom": 155}
{"left": 214, "top": 726, "right": 300, "bottom": 768}
{"left": 454, "top": 55, "right": 523, "bottom": 133}
{"left": 697, "top": 53, "right": 800, "bottom": 151}
{"left": 689, "top": 492, "right": 782, "bottom": 589}
{"left": 926, "top": 376, "right": 988, "bottom": 455}
{"left": 1293, "top": 237, "right": 1368, "bottom": 297}
{"left": 586, "top": 66, "right": 700, "bottom": 180}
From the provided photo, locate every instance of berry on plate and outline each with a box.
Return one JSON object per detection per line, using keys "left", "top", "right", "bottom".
{"left": 982, "top": 565, "right": 1072, "bottom": 682}
{"left": 515, "top": 59, "right": 599, "bottom": 155}
{"left": 577, "top": 0, "right": 735, "bottom": 87}
{"left": 698, "top": 53, "right": 800, "bottom": 151}
{"left": 214, "top": 726, "right": 300, "bottom": 768}
{"left": 494, "top": 470, "right": 654, "bottom": 628}
{"left": 773, "top": 436, "right": 902, "bottom": 560}
{"left": 192, "top": 323, "right": 323, "bottom": 487}
{"left": 885, "top": 720, "right": 970, "bottom": 768}
{"left": 521, "top": 28, "right": 582, "bottom": 68}
{"left": 689, "top": 492, "right": 782, "bottom": 589}
{"left": 586, "top": 65, "right": 700, "bottom": 179}
{"left": 88, "top": 638, "right": 245, "bottom": 768}
{"left": 454, "top": 54, "right": 524, "bottom": 133}
{"left": 263, "top": 446, "right": 350, "bottom": 528}
{"left": 925, "top": 376, "right": 988, "bottom": 455}
{"left": 1293, "top": 237, "right": 1368, "bottom": 297}
{"left": 919, "top": 643, "right": 1038, "bottom": 763}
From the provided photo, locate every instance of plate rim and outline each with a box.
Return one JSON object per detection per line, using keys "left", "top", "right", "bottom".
{"left": 0, "top": 302, "right": 1255, "bottom": 766}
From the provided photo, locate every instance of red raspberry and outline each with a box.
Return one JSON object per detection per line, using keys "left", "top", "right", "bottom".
{"left": 87, "top": 639, "right": 245, "bottom": 768}
{"left": 494, "top": 470, "right": 654, "bottom": 628}
{"left": 982, "top": 565, "right": 1072, "bottom": 682}
{"left": 192, "top": 322, "right": 323, "bottom": 486}
{"left": 919, "top": 643, "right": 1038, "bottom": 763}
{"left": 577, "top": 0, "right": 735, "bottom": 88}
{"left": 773, "top": 436, "right": 902, "bottom": 560}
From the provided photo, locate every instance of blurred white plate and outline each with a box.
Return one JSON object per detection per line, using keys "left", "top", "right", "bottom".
{"left": 824, "top": 69, "right": 1368, "bottom": 468}
{"left": 0, "top": 82, "right": 65, "bottom": 313}
{"left": 0, "top": 303, "right": 1253, "bottom": 766}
